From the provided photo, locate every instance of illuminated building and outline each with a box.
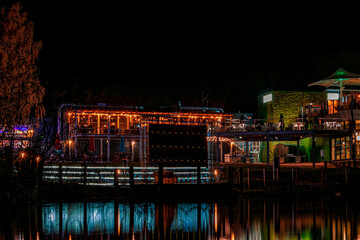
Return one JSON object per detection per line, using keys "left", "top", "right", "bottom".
{"left": 0, "top": 124, "right": 34, "bottom": 150}
{"left": 254, "top": 68, "right": 360, "bottom": 164}
{"left": 52, "top": 68, "right": 360, "bottom": 165}
{"left": 57, "top": 103, "right": 232, "bottom": 165}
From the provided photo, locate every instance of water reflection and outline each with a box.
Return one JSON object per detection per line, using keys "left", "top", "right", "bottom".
{"left": 42, "top": 202, "right": 211, "bottom": 239}
{"left": 1, "top": 196, "right": 360, "bottom": 239}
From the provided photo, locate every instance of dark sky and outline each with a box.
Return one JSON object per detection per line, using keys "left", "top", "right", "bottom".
{"left": 7, "top": 1, "right": 360, "bottom": 116}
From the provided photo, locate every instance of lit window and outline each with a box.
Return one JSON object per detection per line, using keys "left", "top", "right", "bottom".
{"left": 327, "top": 92, "right": 339, "bottom": 100}
{"left": 263, "top": 93, "right": 273, "bottom": 103}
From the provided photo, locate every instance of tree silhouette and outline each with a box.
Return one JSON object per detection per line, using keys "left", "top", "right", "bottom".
{"left": 0, "top": 2, "right": 44, "bottom": 127}
{"left": 0, "top": 2, "right": 46, "bottom": 202}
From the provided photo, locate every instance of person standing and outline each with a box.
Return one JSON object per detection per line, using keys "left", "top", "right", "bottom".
{"left": 279, "top": 114, "right": 284, "bottom": 130}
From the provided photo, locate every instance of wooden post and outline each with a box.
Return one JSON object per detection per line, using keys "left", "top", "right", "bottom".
{"left": 100, "top": 139, "right": 103, "bottom": 160}
{"left": 97, "top": 114, "right": 100, "bottom": 134}
{"left": 129, "top": 166, "right": 134, "bottom": 190}
{"left": 114, "top": 169, "right": 118, "bottom": 188}
{"left": 321, "top": 167, "right": 324, "bottom": 185}
{"left": 247, "top": 168, "right": 251, "bottom": 189}
{"left": 239, "top": 167, "right": 244, "bottom": 191}
{"left": 345, "top": 167, "right": 349, "bottom": 184}
{"left": 297, "top": 139, "right": 300, "bottom": 156}
{"left": 295, "top": 167, "right": 299, "bottom": 182}
{"left": 215, "top": 138, "right": 220, "bottom": 163}
{"left": 263, "top": 168, "right": 266, "bottom": 188}
{"left": 312, "top": 134, "right": 316, "bottom": 169}
{"left": 83, "top": 165, "right": 87, "bottom": 186}
{"left": 197, "top": 166, "right": 201, "bottom": 185}
{"left": 276, "top": 168, "right": 279, "bottom": 183}
{"left": 228, "top": 167, "right": 233, "bottom": 184}
{"left": 266, "top": 134, "right": 270, "bottom": 167}
{"left": 220, "top": 142, "right": 223, "bottom": 163}
{"left": 291, "top": 167, "right": 295, "bottom": 184}
{"left": 107, "top": 116, "right": 110, "bottom": 162}
{"left": 59, "top": 164, "right": 63, "bottom": 185}
{"left": 158, "top": 165, "right": 163, "bottom": 188}
{"left": 75, "top": 113, "right": 78, "bottom": 160}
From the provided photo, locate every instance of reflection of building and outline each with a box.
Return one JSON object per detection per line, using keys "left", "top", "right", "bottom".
{"left": 39, "top": 198, "right": 357, "bottom": 239}
{"left": 57, "top": 104, "right": 232, "bottom": 165}
{"left": 42, "top": 202, "right": 213, "bottom": 239}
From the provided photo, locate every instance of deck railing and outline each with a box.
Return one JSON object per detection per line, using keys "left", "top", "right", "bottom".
{"left": 212, "top": 118, "right": 347, "bottom": 133}
{"left": 42, "top": 164, "right": 213, "bottom": 187}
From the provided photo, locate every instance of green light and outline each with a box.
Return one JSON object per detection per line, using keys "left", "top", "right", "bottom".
{"left": 335, "top": 70, "right": 347, "bottom": 76}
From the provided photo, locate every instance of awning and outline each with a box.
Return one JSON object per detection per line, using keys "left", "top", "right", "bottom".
{"left": 308, "top": 68, "right": 360, "bottom": 88}
{"left": 308, "top": 68, "right": 360, "bottom": 105}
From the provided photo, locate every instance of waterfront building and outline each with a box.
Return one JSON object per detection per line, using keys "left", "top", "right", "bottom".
{"left": 257, "top": 90, "right": 328, "bottom": 163}
{"left": 0, "top": 124, "right": 35, "bottom": 150}
{"left": 308, "top": 68, "right": 360, "bottom": 162}
{"left": 254, "top": 68, "right": 360, "bottom": 164}
{"left": 56, "top": 103, "right": 233, "bottom": 166}
{"left": 45, "top": 68, "right": 360, "bottom": 166}
{"left": 213, "top": 68, "right": 360, "bottom": 166}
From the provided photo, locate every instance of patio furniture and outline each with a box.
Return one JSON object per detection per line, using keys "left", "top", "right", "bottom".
{"left": 293, "top": 122, "right": 304, "bottom": 130}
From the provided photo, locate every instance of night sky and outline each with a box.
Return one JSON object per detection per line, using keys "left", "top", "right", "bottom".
{"left": 5, "top": 1, "right": 360, "bottom": 116}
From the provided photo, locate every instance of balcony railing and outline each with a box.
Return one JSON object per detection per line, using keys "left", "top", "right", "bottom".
{"left": 42, "top": 164, "right": 213, "bottom": 186}
{"left": 211, "top": 118, "right": 347, "bottom": 133}
{"left": 71, "top": 127, "right": 140, "bottom": 136}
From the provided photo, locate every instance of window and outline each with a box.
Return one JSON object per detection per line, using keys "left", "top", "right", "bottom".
{"left": 263, "top": 93, "right": 273, "bottom": 103}
{"left": 331, "top": 137, "right": 350, "bottom": 160}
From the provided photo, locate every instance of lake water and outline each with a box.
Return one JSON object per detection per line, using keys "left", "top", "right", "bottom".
{"left": 1, "top": 195, "right": 358, "bottom": 239}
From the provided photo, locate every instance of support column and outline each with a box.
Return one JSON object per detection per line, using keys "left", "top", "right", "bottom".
{"left": 351, "top": 132, "right": 356, "bottom": 168}
{"left": 246, "top": 141, "right": 249, "bottom": 163}
{"left": 230, "top": 141, "right": 233, "bottom": 163}
{"left": 100, "top": 139, "right": 103, "bottom": 161}
{"left": 220, "top": 142, "right": 223, "bottom": 163}
{"left": 297, "top": 139, "right": 300, "bottom": 156}
{"left": 266, "top": 133, "right": 270, "bottom": 167}
{"left": 117, "top": 115, "right": 120, "bottom": 134}
{"left": 75, "top": 112, "right": 78, "bottom": 160}
{"left": 131, "top": 141, "right": 135, "bottom": 161}
{"left": 215, "top": 137, "right": 220, "bottom": 163}
{"left": 97, "top": 114, "right": 100, "bottom": 134}
{"left": 139, "top": 126, "right": 143, "bottom": 164}
{"left": 143, "top": 125, "right": 147, "bottom": 162}
{"left": 312, "top": 134, "right": 316, "bottom": 169}
{"left": 108, "top": 116, "right": 110, "bottom": 162}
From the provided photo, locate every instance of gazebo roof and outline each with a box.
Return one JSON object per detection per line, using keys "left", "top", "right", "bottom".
{"left": 308, "top": 68, "right": 360, "bottom": 88}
